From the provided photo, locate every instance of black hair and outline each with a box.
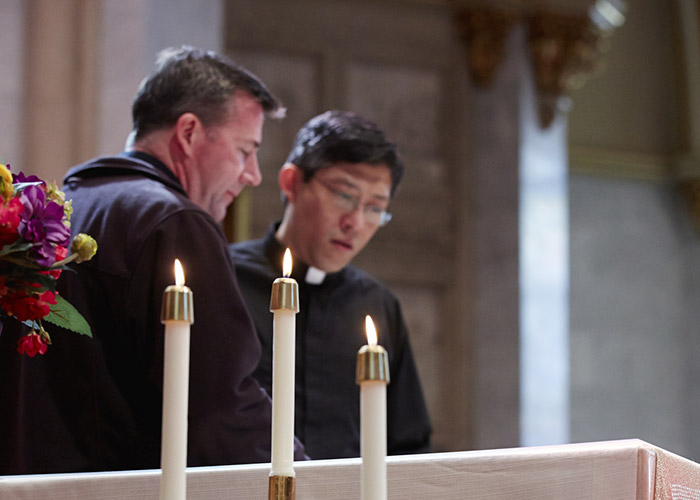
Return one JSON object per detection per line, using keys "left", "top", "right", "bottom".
{"left": 285, "top": 110, "right": 404, "bottom": 196}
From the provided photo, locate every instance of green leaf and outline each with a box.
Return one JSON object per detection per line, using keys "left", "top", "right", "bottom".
{"left": 0, "top": 241, "right": 34, "bottom": 257}
{"left": 44, "top": 295, "right": 93, "bottom": 338}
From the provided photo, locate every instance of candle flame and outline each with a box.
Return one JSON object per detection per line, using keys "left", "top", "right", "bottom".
{"left": 365, "top": 315, "right": 377, "bottom": 346}
{"left": 283, "top": 248, "right": 293, "bottom": 277}
{"left": 174, "top": 259, "right": 185, "bottom": 286}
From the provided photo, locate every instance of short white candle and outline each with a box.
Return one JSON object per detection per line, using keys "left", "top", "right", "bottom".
{"left": 160, "top": 259, "right": 194, "bottom": 500}
{"left": 357, "top": 315, "right": 390, "bottom": 500}
{"left": 269, "top": 249, "right": 299, "bottom": 478}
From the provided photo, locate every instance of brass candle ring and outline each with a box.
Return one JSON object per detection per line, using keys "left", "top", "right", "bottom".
{"left": 268, "top": 474, "right": 295, "bottom": 500}
{"left": 161, "top": 285, "right": 194, "bottom": 323}
{"left": 356, "top": 344, "right": 390, "bottom": 383}
{"left": 270, "top": 277, "right": 299, "bottom": 312}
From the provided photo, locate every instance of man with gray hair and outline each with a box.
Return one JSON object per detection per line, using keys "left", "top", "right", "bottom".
{"left": 0, "top": 46, "right": 305, "bottom": 474}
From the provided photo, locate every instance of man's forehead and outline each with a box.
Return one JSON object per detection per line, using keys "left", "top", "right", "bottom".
{"left": 226, "top": 92, "right": 264, "bottom": 126}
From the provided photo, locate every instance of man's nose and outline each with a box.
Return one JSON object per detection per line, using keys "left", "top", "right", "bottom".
{"left": 340, "top": 204, "right": 366, "bottom": 231}
{"left": 243, "top": 154, "right": 262, "bottom": 187}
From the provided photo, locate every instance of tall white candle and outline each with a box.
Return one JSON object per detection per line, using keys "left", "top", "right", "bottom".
{"left": 357, "top": 315, "right": 390, "bottom": 500}
{"left": 160, "top": 259, "right": 194, "bottom": 500}
{"left": 269, "top": 249, "right": 299, "bottom": 479}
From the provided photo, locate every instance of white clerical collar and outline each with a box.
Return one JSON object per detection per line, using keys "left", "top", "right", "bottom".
{"left": 305, "top": 266, "right": 326, "bottom": 285}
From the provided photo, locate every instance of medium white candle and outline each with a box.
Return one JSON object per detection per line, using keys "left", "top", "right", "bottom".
{"left": 269, "top": 249, "right": 299, "bottom": 478}
{"left": 160, "top": 259, "right": 194, "bottom": 500}
{"left": 357, "top": 315, "right": 390, "bottom": 500}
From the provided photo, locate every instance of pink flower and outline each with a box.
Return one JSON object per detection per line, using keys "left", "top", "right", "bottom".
{"left": 17, "top": 332, "right": 48, "bottom": 357}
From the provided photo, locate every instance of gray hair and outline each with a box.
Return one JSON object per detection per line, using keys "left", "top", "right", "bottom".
{"left": 131, "top": 45, "right": 284, "bottom": 141}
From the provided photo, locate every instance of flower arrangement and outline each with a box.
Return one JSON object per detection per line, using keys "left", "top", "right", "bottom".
{"left": 0, "top": 162, "right": 97, "bottom": 357}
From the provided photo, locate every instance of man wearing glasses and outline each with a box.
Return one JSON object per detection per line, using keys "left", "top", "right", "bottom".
{"left": 230, "top": 110, "right": 431, "bottom": 459}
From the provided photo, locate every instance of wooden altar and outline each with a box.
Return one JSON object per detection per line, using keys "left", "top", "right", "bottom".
{"left": 1, "top": 439, "right": 698, "bottom": 499}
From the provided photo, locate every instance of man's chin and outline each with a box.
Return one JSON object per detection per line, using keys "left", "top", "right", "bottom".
{"left": 211, "top": 205, "right": 228, "bottom": 223}
{"left": 214, "top": 192, "right": 237, "bottom": 221}
{"left": 316, "top": 257, "right": 351, "bottom": 274}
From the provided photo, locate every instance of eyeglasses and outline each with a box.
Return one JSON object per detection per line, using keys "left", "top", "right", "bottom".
{"left": 312, "top": 177, "right": 393, "bottom": 227}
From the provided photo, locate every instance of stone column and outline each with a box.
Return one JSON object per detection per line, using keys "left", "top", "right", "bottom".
{"left": 452, "top": 0, "right": 624, "bottom": 448}
{"left": 20, "top": 0, "right": 100, "bottom": 181}
{"left": 0, "top": 0, "right": 26, "bottom": 167}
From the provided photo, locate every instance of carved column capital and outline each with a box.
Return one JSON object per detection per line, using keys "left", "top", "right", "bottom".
{"left": 454, "top": 7, "right": 516, "bottom": 87}
{"left": 452, "top": 1, "right": 625, "bottom": 128}
{"left": 526, "top": 12, "right": 610, "bottom": 127}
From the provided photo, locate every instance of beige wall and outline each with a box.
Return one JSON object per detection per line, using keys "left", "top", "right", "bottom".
{"left": 569, "top": 0, "right": 678, "bottom": 156}
{"left": 567, "top": 0, "right": 700, "bottom": 458}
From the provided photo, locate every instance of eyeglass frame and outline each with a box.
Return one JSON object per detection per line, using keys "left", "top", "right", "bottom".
{"left": 310, "top": 176, "right": 393, "bottom": 227}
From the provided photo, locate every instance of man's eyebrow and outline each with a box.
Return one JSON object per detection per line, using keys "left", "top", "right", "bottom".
{"left": 372, "top": 192, "right": 390, "bottom": 202}
{"left": 237, "top": 137, "right": 261, "bottom": 149}
{"left": 332, "top": 177, "right": 390, "bottom": 202}
{"left": 333, "top": 177, "right": 357, "bottom": 188}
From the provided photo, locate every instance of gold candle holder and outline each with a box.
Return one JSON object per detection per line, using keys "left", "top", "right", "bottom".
{"left": 161, "top": 285, "right": 194, "bottom": 323}
{"left": 268, "top": 475, "right": 295, "bottom": 500}
{"left": 269, "top": 277, "right": 299, "bottom": 312}
{"left": 356, "top": 344, "right": 390, "bottom": 384}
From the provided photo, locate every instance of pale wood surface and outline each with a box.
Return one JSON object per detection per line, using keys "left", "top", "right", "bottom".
{"left": 1, "top": 440, "right": 698, "bottom": 500}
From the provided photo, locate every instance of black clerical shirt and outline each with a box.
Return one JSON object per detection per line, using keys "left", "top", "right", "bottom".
{"left": 230, "top": 224, "right": 431, "bottom": 459}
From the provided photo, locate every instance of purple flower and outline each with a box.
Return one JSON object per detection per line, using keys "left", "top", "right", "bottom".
{"left": 12, "top": 171, "right": 44, "bottom": 185}
{"left": 18, "top": 185, "right": 71, "bottom": 266}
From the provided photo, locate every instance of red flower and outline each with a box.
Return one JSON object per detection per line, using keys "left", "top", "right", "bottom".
{"left": 2, "top": 288, "right": 56, "bottom": 322}
{"left": 0, "top": 197, "right": 24, "bottom": 247}
{"left": 44, "top": 245, "right": 68, "bottom": 279}
{"left": 17, "top": 332, "right": 48, "bottom": 357}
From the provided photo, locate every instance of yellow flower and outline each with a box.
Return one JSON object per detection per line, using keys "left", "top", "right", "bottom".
{"left": 45, "top": 181, "right": 65, "bottom": 204}
{"left": 0, "top": 163, "right": 14, "bottom": 202}
{"left": 70, "top": 233, "right": 98, "bottom": 263}
{"left": 63, "top": 199, "right": 73, "bottom": 220}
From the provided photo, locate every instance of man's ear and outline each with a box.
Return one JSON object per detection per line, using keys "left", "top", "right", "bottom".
{"left": 278, "top": 163, "right": 304, "bottom": 202}
{"left": 173, "top": 113, "right": 201, "bottom": 157}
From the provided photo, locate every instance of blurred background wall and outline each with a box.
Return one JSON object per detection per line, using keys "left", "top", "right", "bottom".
{"left": 1, "top": 0, "right": 699, "bottom": 461}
